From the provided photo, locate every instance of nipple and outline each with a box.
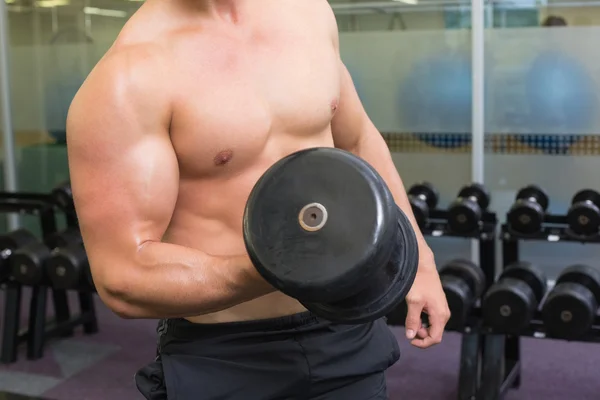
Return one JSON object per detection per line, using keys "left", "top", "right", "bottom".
{"left": 214, "top": 150, "right": 234, "bottom": 166}
{"left": 331, "top": 99, "right": 339, "bottom": 114}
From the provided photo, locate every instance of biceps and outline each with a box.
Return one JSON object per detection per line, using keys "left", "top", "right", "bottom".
{"left": 69, "top": 131, "right": 179, "bottom": 262}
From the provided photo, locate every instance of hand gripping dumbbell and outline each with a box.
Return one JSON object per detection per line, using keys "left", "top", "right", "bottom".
{"left": 542, "top": 264, "right": 600, "bottom": 340}
{"left": 408, "top": 182, "right": 439, "bottom": 229}
{"left": 507, "top": 185, "right": 549, "bottom": 235}
{"left": 447, "top": 183, "right": 491, "bottom": 234}
{"left": 10, "top": 228, "right": 83, "bottom": 286}
{"left": 439, "top": 259, "right": 486, "bottom": 330}
{"left": 46, "top": 242, "right": 92, "bottom": 291}
{"left": 567, "top": 189, "right": 600, "bottom": 236}
{"left": 482, "top": 262, "right": 547, "bottom": 334}
{"left": 0, "top": 229, "right": 37, "bottom": 283}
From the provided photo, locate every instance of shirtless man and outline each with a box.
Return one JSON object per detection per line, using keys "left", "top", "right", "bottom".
{"left": 67, "top": 1, "right": 450, "bottom": 398}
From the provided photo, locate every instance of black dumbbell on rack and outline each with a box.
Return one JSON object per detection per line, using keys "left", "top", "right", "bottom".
{"left": 447, "top": 183, "right": 491, "bottom": 234}
{"left": 507, "top": 185, "right": 549, "bottom": 235}
{"left": 482, "top": 262, "right": 547, "bottom": 334}
{"left": 408, "top": 182, "right": 439, "bottom": 229}
{"left": 52, "top": 181, "right": 73, "bottom": 212}
{"left": 0, "top": 229, "right": 37, "bottom": 283}
{"left": 10, "top": 228, "right": 82, "bottom": 286}
{"left": 542, "top": 264, "right": 600, "bottom": 340}
{"left": 439, "top": 259, "right": 486, "bottom": 330}
{"left": 46, "top": 242, "right": 94, "bottom": 291}
{"left": 566, "top": 189, "right": 600, "bottom": 237}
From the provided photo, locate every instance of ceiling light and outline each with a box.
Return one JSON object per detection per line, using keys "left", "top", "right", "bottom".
{"left": 36, "top": 0, "right": 69, "bottom": 7}
{"left": 84, "top": 6, "right": 127, "bottom": 17}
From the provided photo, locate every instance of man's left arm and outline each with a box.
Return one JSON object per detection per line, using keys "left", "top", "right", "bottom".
{"left": 331, "top": 62, "right": 450, "bottom": 348}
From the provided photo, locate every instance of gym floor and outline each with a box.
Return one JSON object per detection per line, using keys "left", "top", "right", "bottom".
{"left": 0, "top": 291, "right": 596, "bottom": 400}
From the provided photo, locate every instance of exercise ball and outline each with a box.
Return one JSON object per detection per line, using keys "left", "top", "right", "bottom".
{"left": 525, "top": 51, "right": 597, "bottom": 134}
{"left": 399, "top": 53, "right": 472, "bottom": 148}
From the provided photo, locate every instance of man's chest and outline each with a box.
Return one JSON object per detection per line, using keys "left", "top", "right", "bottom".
{"left": 168, "top": 25, "right": 341, "bottom": 174}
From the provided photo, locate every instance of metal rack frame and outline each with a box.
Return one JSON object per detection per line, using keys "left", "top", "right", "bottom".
{"left": 0, "top": 192, "right": 97, "bottom": 364}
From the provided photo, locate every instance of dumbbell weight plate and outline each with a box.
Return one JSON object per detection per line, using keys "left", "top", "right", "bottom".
{"left": 46, "top": 243, "right": 89, "bottom": 290}
{"left": 507, "top": 185, "right": 549, "bottom": 235}
{"left": 517, "top": 185, "right": 549, "bottom": 211}
{"left": 408, "top": 182, "right": 439, "bottom": 210}
{"left": 448, "top": 183, "right": 490, "bottom": 234}
{"left": 483, "top": 262, "right": 547, "bottom": 334}
{"left": 507, "top": 200, "right": 545, "bottom": 235}
{"left": 483, "top": 278, "right": 537, "bottom": 334}
{"left": 52, "top": 181, "right": 73, "bottom": 211}
{"left": 45, "top": 228, "right": 82, "bottom": 250}
{"left": 410, "top": 196, "right": 429, "bottom": 229}
{"left": 302, "top": 206, "right": 419, "bottom": 324}
{"left": 542, "top": 264, "right": 600, "bottom": 340}
{"left": 458, "top": 183, "right": 491, "bottom": 211}
{"left": 0, "top": 229, "right": 37, "bottom": 282}
{"left": 503, "top": 262, "right": 548, "bottom": 304}
{"left": 244, "top": 148, "right": 419, "bottom": 324}
{"left": 10, "top": 243, "right": 50, "bottom": 286}
{"left": 408, "top": 182, "right": 439, "bottom": 229}
{"left": 440, "top": 259, "right": 486, "bottom": 329}
{"left": 567, "top": 189, "right": 600, "bottom": 236}
{"left": 542, "top": 282, "right": 597, "bottom": 340}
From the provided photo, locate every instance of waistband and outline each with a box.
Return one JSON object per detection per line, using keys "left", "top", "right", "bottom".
{"left": 164, "top": 312, "right": 321, "bottom": 340}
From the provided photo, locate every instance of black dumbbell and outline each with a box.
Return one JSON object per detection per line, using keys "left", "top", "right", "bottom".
{"left": 0, "top": 229, "right": 37, "bottom": 283}
{"left": 52, "top": 181, "right": 74, "bottom": 212}
{"left": 482, "top": 262, "right": 547, "bottom": 334}
{"left": 447, "top": 183, "right": 491, "bottom": 233}
{"left": 507, "top": 185, "right": 549, "bottom": 235}
{"left": 440, "top": 259, "right": 486, "bottom": 330}
{"left": 408, "top": 182, "right": 439, "bottom": 229}
{"left": 46, "top": 242, "right": 91, "bottom": 291}
{"left": 567, "top": 189, "right": 600, "bottom": 236}
{"left": 542, "top": 264, "right": 600, "bottom": 340}
{"left": 10, "top": 228, "right": 82, "bottom": 286}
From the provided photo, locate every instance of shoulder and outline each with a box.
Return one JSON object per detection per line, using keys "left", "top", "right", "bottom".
{"left": 290, "top": 0, "right": 339, "bottom": 49}
{"left": 69, "top": 42, "right": 171, "bottom": 128}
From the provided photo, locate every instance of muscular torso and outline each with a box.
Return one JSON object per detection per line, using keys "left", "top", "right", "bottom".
{"left": 112, "top": 0, "right": 341, "bottom": 323}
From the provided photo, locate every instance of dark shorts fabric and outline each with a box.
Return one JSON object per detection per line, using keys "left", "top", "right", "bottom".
{"left": 135, "top": 313, "right": 400, "bottom": 400}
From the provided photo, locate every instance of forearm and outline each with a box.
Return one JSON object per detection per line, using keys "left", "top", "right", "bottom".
{"left": 99, "top": 241, "right": 273, "bottom": 319}
{"left": 349, "top": 131, "right": 434, "bottom": 264}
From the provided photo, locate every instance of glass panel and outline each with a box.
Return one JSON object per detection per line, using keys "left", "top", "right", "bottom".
{"left": 2, "top": 2, "right": 138, "bottom": 235}
{"left": 485, "top": 10, "right": 600, "bottom": 275}
{"left": 332, "top": 0, "right": 474, "bottom": 260}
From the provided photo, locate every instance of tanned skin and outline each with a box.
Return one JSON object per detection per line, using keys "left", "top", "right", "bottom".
{"left": 67, "top": 0, "right": 450, "bottom": 349}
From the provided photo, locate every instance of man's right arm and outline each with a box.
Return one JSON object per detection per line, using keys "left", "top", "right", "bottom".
{"left": 67, "top": 48, "right": 273, "bottom": 319}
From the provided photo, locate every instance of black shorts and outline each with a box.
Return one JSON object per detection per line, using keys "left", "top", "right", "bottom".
{"left": 135, "top": 313, "right": 400, "bottom": 400}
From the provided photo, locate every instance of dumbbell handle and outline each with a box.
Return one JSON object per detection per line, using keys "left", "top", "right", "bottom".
{"left": 414, "top": 193, "right": 427, "bottom": 202}
{"left": 0, "top": 248, "right": 12, "bottom": 260}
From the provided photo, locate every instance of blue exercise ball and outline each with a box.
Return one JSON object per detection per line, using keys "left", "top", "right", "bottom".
{"left": 525, "top": 50, "right": 597, "bottom": 138}
{"left": 399, "top": 53, "right": 473, "bottom": 147}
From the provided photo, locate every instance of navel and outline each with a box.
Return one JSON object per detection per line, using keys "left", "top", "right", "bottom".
{"left": 214, "top": 149, "right": 234, "bottom": 166}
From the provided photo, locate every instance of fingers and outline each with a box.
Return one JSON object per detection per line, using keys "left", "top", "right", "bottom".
{"left": 411, "top": 305, "right": 451, "bottom": 349}
{"left": 404, "top": 297, "right": 425, "bottom": 340}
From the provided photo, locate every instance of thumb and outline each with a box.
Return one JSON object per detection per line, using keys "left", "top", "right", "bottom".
{"left": 405, "top": 299, "right": 424, "bottom": 340}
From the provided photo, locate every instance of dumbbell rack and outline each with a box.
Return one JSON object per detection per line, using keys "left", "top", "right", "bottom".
{"left": 476, "top": 217, "right": 600, "bottom": 400}
{"left": 387, "top": 208, "right": 498, "bottom": 400}
{"left": 0, "top": 193, "right": 97, "bottom": 363}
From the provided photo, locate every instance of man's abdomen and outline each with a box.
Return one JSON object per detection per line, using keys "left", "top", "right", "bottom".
{"left": 187, "top": 293, "right": 307, "bottom": 324}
